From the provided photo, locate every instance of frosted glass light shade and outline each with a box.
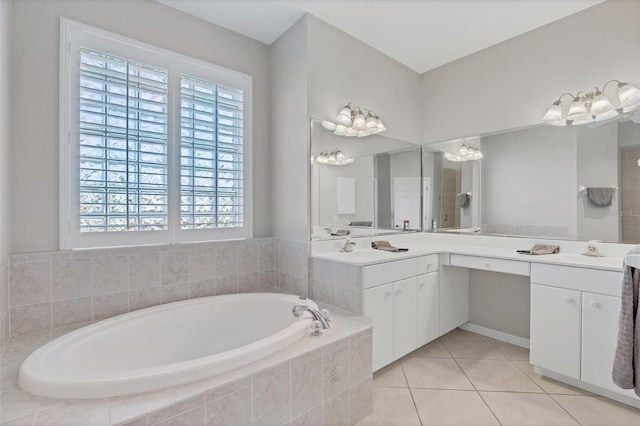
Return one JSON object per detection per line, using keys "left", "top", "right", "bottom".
{"left": 352, "top": 109, "right": 366, "bottom": 130}
{"left": 548, "top": 119, "right": 567, "bottom": 126}
{"left": 542, "top": 101, "right": 563, "bottom": 122}
{"left": 571, "top": 114, "right": 594, "bottom": 125}
{"left": 365, "top": 112, "right": 377, "bottom": 129}
{"left": 618, "top": 83, "right": 640, "bottom": 112}
{"left": 334, "top": 124, "right": 347, "bottom": 136}
{"left": 336, "top": 105, "right": 353, "bottom": 125}
{"left": 321, "top": 121, "right": 337, "bottom": 131}
{"left": 590, "top": 91, "right": 618, "bottom": 120}
{"left": 375, "top": 118, "right": 386, "bottom": 132}
{"left": 567, "top": 97, "right": 589, "bottom": 120}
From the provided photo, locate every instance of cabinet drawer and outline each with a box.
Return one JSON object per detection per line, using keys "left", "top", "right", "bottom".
{"left": 531, "top": 264, "right": 622, "bottom": 296}
{"left": 417, "top": 255, "right": 439, "bottom": 274}
{"left": 363, "top": 258, "right": 418, "bottom": 289}
{"left": 450, "top": 254, "right": 530, "bottom": 276}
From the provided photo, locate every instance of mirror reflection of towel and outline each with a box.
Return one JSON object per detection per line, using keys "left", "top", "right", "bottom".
{"left": 457, "top": 193, "right": 470, "bottom": 209}
{"left": 587, "top": 187, "right": 615, "bottom": 207}
{"left": 371, "top": 240, "right": 409, "bottom": 252}
{"left": 517, "top": 244, "right": 560, "bottom": 255}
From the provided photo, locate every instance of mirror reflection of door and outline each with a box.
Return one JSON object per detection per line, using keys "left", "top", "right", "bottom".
{"left": 440, "top": 168, "right": 461, "bottom": 228}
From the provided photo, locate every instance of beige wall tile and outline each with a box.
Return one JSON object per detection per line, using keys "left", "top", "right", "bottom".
{"left": 238, "top": 272, "right": 260, "bottom": 293}
{"left": 52, "top": 297, "right": 92, "bottom": 328}
{"left": 93, "top": 292, "right": 128, "bottom": 321}
{"left": 129, "top": 288, "right": 161, "bottom": 312}
{"left": 291, "top": 404, "right": 322, "bottom": 426}
{"left": 129, "top": 253, "right": 161, "bottom": 290}
{"left": 156, "top": 405, "right": 204, "bottom": 426}
{"left": 204, "top": 378, "right": 251, "bottom": 402}
{"left": 92, "top": 256, "right": 128, "bottom": 295}
{"left": 349, "top": 377, "right": 373, "bottom": 425}
{"left": 252, "top": 370, "right": 291, "bottom": 426}
{"left": 51, "top": 258, "right": 91, "bottom": 300}
{"left": 147, "top": 395, "right": 203, "bottom": 425}
{"left": 239, "top": 244, "right": 260, "bottom": 274}
{"left": 350, "top": 334, "right": 373, "bottom": 386}
{"left": 9, "top": 261, "right": 51, "bottom": 306}
{"left": 323, "top": 390, "right": 349, "bottom": 426}
{"left": 291, "top": 355, "right": 323, "bottom": 418}
{"left": 205, "top": 386, "right": 251, "bottom": 426}
{"left": 214, "top": 276, "right": 237, "bottom": 295}
{"left": 214, "top": 247, "right": 238, "bottom": 278}
{"left": 323, "top": 342, "right": 350, "bottom": 400}
{"left": 161, "top": 283, "right": 190, "bottom": 304}
{"left": 188, "top": 249, "right": 214, "bottom": 283}
{"left": 10, "top": 303, "right": 51, "bottom": 335}
{"left": 259, "top": 271, "right": 275, "bottom": 290}
{"left": 160, "top": 251, "right": 189, "bottom": 285}
{"left": 189, "top": 280, "right": 215, "bottom": 299}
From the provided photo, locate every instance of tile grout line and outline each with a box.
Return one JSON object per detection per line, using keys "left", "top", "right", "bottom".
{"left": 545, "top": 392, "right": 585, "bottom": 425}
{"left": 447, "top": 338, "right": 504, "bottom": 426}
{"left": 399, "top": 361, "right": 423, "bottom": 426}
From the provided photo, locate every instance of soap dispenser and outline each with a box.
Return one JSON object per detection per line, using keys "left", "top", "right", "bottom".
{"left": 583, "top": 240, "right": 604, "bottom": 257}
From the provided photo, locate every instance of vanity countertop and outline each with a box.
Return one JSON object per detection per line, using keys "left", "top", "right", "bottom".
{"left": 312, "top": 243, "right": 624, "bottom": 272}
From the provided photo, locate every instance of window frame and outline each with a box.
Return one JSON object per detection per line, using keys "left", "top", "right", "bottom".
{"left": 60, "top": 18, "right": 253, "bottom": 249}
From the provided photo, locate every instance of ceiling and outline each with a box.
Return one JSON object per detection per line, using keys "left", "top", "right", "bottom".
{"left": 157, "top": 0, "right": 604, "bottom": 74}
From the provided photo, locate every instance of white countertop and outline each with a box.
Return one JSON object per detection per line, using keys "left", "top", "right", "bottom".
{"left": 312, "top": 242, "right": 625, "bottom": 272}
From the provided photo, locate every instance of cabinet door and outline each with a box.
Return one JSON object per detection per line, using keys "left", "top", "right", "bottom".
{"left": 393, "top": 277, "right": 418, "bottom": 359}
{"left": 582, "top": 292, "right": 636, "bottom": 398}
{"left": 417, "top": 272, "right": 439, "bottom": 347}
{"left": 364, "top": 283, "right": 394, "bottom": 371}
{"left": 530, "top": 284, "right": 581, "bottom": 379}
{"left": 439, "top": 265, "right": 469, "bottom": 335}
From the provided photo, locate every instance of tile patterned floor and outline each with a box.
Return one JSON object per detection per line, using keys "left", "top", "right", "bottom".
{"left": 357, "top": 329, "right": 640, "bottom": 426}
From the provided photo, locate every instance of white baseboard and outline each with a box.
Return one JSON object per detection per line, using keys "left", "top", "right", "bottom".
{"left": 459, "top": 322, "right": 530, "bottom": 349}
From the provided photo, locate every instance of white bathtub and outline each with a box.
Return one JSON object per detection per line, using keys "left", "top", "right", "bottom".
{"left": 19, "top": 293, "right": 318, "bottom": 399}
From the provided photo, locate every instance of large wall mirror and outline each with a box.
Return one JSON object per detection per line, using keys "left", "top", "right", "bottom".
{"left": 310, "top": 118, "right": 423, "bottom": 240}
{"left": 310, "top": 117, "right": 640, "bottom": 244}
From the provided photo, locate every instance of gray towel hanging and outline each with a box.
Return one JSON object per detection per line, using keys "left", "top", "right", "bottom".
{"left": 457, "top": 193, "right": 470, "bottom": 209}
{"left": 587, "top": 187, "right": 615, "bottom": 207}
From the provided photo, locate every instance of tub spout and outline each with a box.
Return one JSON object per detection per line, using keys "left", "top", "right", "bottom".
{"left": 292, "top": 305, "right": 330, "bottom": 334}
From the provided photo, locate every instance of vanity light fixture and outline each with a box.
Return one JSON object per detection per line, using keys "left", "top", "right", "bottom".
{"left": 325, "top": 102, "right": 386, "bottom": 137}
{"left": 444, "top": 143, "right": 483, "bottom": 162}
{"left": 312, "top": 149, "right": 354, "bottom": 166}
{"left": 542, "top": 80, "right": 640, "bottom": 126}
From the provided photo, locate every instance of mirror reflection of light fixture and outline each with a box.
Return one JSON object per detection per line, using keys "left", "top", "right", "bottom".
{"left": 323, "top": 102, "right": 386, "bottom": 137}
{"left": 312, "top": 149, "right": 354, "bottom": 166}
{"left": 444, "top": 142, "right": 483, "bottom": 162}
{"left": 542, "top": 80, "right": 640, "bottom": 126}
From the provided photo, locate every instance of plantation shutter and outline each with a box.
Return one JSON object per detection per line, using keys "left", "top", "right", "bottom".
{"left": 180, "top": 75, "right": 244, "bottom": 229}
{"left": 78, "top": 48, "right": 169, "bottom": 232}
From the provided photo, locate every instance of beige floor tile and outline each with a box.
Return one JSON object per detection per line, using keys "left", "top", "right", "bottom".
{"left": 457, "top": 359, "right": 543, "bottom": 393}
{"left": 441, "top": 329, "right": 488, "bottom": 341}
{"left": 354, "top": 387, "right": 420, "bottom": 426}
{"left": 402, "top": 357, "right": 474, "bottom": 390}
{"left": 412, "top": 389, "right": 499, "bottom": 426}
{"left": 513, "top": 361, "right": 589, "bottom": 395}
{"left": 373, "top": 362, "right": 407, "bottom": 388}
{"left": 550, "top": 395, "right": 640, "bottom": 426}
{"left": 480, "top": 392, "right": 579, "bottom": 426}
{"left": 490, "top": 340, "right": 530, "bottom": 361}
{"left": 442, "top": 334, "right": 508, "bottom": 360}
{"left": 408, "top": 339, "right": 451, "bottom": 358}
{"left": 0, "top": 387, "right": 39, "bottom": 424}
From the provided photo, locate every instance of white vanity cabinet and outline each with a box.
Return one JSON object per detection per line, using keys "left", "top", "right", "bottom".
{"left": 363, "top": 255, "right": 440, "bottom": 371}
{"left": 530, "top": 284, "right": 581, "bottom": 379}
{"left": 530, "top": 264, "right": 637, "bottom": 402}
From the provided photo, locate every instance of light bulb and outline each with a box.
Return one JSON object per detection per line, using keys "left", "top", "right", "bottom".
{"left": 345, "top": 127, "right": 358, "bottom": 137}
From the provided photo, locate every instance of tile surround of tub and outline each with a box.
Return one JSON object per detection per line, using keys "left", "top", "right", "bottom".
{"left": 0, "top": 307, "right": 373, "bottom": 425}
{"left": 275, "top": 239, "right": 310, "bottom": 298}
{"left": 7, "top": 238, "right": 277, "bottom": 337}
{"left": 311, "top": 258, "right": 362, "bottom": 314}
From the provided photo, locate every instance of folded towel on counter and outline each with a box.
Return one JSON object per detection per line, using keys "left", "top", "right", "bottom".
{"left": 457, "top": 193, "right": 471, "bottom": 209}
{"left": 371, "top": 240, "right": 408, "bottom": 252}
{"left": 516, "top": 244, "right": 560, "bottom": 255}
{"left": 331, "top": 229, "right": 350, "bottom": 236}
{"left": 587, "top": 187, "right": 615, "bottom": 207}
{"left": 612, "top": 246, "right": 640, "bottom": 396}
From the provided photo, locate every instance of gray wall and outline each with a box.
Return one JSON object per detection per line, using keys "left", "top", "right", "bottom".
{"left": 270, "top": 16, "right": 309, "bottom": 242}
{"left": 481, "top": 125, "right": 578, "bottom": 239}
{"left": 0, "top": 0, "right": 12, "bottom": 349}
{"left": 469, "top": 271, "right": 531, "bottom": 339}
{"left": 10, "top": 0, "right": 272, "bottom": 252}
{"left": 421, "top": 0, "right": 640, "bottom": 144}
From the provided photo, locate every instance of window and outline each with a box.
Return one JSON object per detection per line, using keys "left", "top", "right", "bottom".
{"left": 60, "top": 19, "right": 252, "bottom": 249}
